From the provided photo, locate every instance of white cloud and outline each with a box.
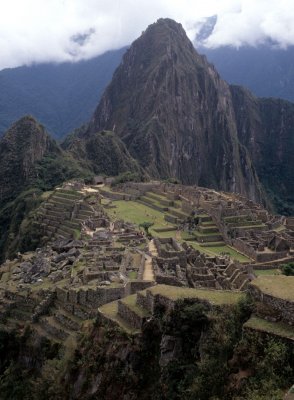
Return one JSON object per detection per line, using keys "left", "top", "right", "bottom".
{"left": 0, "top": 0, "right": 293, "bottom": 70}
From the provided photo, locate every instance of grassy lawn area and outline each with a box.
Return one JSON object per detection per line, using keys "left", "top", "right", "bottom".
{"left": 146, "top": 284, "right": 244, "bottom": 305}
{"left": 254, "top": 269, "right": 281, "bottom": 276}
{"left": 128, "top": 271, "right": 138, "bottom": 279}
{"left": 251, "top": 276, "right": 294, "bottom": 301}
{"left": 188, "top": 242, "right": 251, "bottom": 263}
{"left": 120, "top": 294, "right": 150, "bottom": 317}
{"left": 244, "top": 316, "right": 294, "bottom": 340}
{"left": 104, "top": 200, "right": 175, "bottom": 236}
{"left": 103, "top": 199, "right": 251, "bottom": 263}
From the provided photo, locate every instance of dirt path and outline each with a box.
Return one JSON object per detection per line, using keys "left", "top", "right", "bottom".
{"left": 143, "top": 240, "right": 157, "bottom": 281}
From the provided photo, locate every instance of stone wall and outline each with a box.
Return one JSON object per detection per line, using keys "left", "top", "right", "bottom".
{"left": 141, "top": 289, "right": 226, "bottom": 315}
{"left": 136, "top": 292, "right": 149, "bottom": 310}
{"left": 31, "top": 292, "right": 56, "bottom": 322}
{"left": 249, "top": 284, "right": 294, "bottom": 325}
{"left": 117, "top": 300, "right": 145, "bottom": 329}
{"left": 154, "top": 238, "right": 187, "bottom": 266}
{"left": 155, "top": 274, "right": 184, "bottom": 287}
{"left": 124, "top": 281, "right": 154, "bottom": 296}
{"left": 57, "top": 286, "right": 124, "bottom": 309}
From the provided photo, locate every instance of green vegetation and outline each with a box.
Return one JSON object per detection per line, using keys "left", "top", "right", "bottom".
{"left": 128, "top": 271, "right": 138, "bottom": 279}
{"left": 0, "top": 189, "right": 44, "bottom": 262}
{"left": 105, "top": 200, "right": 170, "bottom": 234}
{"left": 111, "top": 171, "right": 145, "bottom": 186}
{"left": 281, "top": 262, "right": 294, "bottom": 276}
{"left": 189, "top": 241, "right": 251, "bottom": 263}
{"left": 251, "top": 275, "right": 294, "bottom": 301}
{"left": 104, "top": 197, "right": 250, "bottom": 263}
{"left": 254, "top": 269, "right": 281, "bottom": 276}
{"left": 244, "top": 316, "right": 294, "bottom": 340}
{"left": 139, "top": 221, "right": 154, "bottom": 236}
{"left": 147, "top": 284, "right": 244, "bottom": 305}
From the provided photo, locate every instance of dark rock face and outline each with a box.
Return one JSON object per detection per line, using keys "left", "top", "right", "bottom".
{"left": 87, "top": 18, "right": 264, "bottom": 203}
{"left": 65, "top": 130, "right": 141, "bottom": 176}
{"left": 0, "top": 116, "right": 60, "bottom": 206}
{"left": 231, "top": 86, "right": 294, "bottom": 215}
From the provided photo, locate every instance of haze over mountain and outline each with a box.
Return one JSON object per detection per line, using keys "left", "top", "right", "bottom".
{"left": 2, "top": 42, "right": 294, "bottom": 139}
{"left": 201, "top": 44, "right": 294, "bottom": 103}
{"left": 0, "top": 49, "right": 125, "bottom": 138}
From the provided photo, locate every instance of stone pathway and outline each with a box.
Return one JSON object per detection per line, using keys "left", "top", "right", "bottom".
{"left": 143, "top": 240, "right": 157, "bottom": 281}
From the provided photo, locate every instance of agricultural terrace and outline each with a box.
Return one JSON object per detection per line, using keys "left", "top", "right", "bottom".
{"left": 244, "top": 316, "right": 294, "bottom": 340}
{"left": 146, "top": 284, "right": 244, "bottom": 305}
{"left": 250, "top": 276, "right": 294, "bottom": 302}
{"left": 102, "top": 190, "right": 251, "bottom": 263}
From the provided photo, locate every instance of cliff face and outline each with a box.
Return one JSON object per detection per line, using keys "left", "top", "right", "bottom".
{"left": 231, "top": 86, "right": 294, "bottom": 214}
{"left": 65, "top": 130, "right": 141, "bottom": 177}
{"left": 0, "top": 116, "right": 60, "bottom": 206}
{"left": 86, "top": 18, "right": 264, "bottom": 203}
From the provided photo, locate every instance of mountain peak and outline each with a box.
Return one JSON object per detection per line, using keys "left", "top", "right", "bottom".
{"left": 86, "top": 19, "right": 264, "bottom": 204}
{"left": 0, "top": 116, "right": 60, "bottom": 205}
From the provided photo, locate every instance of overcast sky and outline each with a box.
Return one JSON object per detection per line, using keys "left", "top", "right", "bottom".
{"left": 1, "top": 0, "right": 294, "bottom": 70}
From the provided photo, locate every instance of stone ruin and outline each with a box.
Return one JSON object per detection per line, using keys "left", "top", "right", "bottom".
{"left": 151, "top": 238, "right": 250, "bottom": 291}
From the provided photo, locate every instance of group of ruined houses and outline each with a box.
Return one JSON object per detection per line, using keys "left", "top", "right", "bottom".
{"left": 0, "top": 180, "right": 293, "bottom": 341}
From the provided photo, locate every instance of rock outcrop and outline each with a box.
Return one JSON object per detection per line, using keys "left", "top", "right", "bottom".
{"left": 231, "top": 86, "right": 294, "bottom": 215}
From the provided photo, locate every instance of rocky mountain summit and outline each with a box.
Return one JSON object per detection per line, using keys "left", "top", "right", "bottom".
{"left": 84, "top": 18, "right": 264, "bottom": 205}
{"left": 69, "top": 18, "right": 293, "bottom": 215}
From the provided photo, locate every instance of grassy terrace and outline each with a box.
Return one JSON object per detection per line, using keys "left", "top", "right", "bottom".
{"left": 250, "top": 276, "right": 294, "bottom": 301}
{"left": 188, "top": 242, "right": 251, "bottom": 263}
{"left": 98, "top": 301, "right": 139, "bottom": 334}
{"left": 244, "top": 316, "right": 294, "bottom": 340}
{"left": 254, "top": 269, "right": 281, "bottom": 276}
{"left": 120, "top": 294, "right": 150, "bottom": 317}
{"left": 105, "top": 200, "right": 175, "bottom": 235}
{"left": 102, "top": 192, "right": 251, "bottom": 263}
{"left": 147, "top": 284, "right": 244, "bottom": 305}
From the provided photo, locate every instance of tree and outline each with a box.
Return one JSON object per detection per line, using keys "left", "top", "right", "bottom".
{"left": 281, "top": 262, "right": 294, "bottom": 276}
{"left": 139, "top": 221, "right": 154, "bottom": 236}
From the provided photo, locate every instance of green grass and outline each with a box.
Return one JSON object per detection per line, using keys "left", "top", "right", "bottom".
{"left": 104, "top": 200, "right": 175, "bottom": 236}
{"left": 146, "top": 284, "right": 244, "bottom": 305}
{"left": 128, "top": 271, "right": 138, "bottom": 280}
{"left": 188, "top": 242, "right": 251, "bottom": 263}
{"left": 251, "top": 276, "right": 294, "bottom": 301}
{"left": 104, "top": 199, "right": 251, "bottom": 263}
{"left": 254, "top": 269, "right": 281, "bottom": 276}
{"left": 145, "top": 191, "right": 167, "bottom": 201}
{"left": 120, "top": 294, "right": 150, "bottom": 317}
{"left": 98, "top": 300, "right": 139, "bottom": 334}
{"left": 244, "top": 316, "right": 294, "bottom": 340}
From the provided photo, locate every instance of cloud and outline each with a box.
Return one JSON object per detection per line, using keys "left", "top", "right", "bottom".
{"left": 0, "top": 0, "right": 293, "bottom": 70}
{"left": 204, "top": 0, "right": 294, "bottom": 48}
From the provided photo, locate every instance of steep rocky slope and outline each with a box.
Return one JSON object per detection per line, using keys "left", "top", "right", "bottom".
{"left": 0, "top": 116, "right": 92, "bottom": 261}
{"left": 84, "top": 18, "right": 264, "bottom": 204}
{"left": 231, "top": 86, "right": 294, "bottom": 215}
{"left": 65, "top": 129, "right": 141, "bottom": 177}
{"left": 0, "top": 116, "right": 88, "bottom": 207}
{"left": 0, "top": 116, "right": 60, "bottom": 206}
